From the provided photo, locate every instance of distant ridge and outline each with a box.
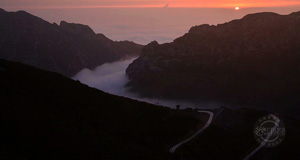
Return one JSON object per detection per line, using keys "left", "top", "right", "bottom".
{"left": 0, "top": 8, "right": 142, "bottom": 76}
{"left": 126, "top": 11, "right": 300, "bottom": 116}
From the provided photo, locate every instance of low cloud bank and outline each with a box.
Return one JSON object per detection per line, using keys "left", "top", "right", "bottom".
{"left": 73, "top": 58, "right": 220, "bottom": 109}
{"left": 74, "top": 58, "right": 132, "bottom": 96}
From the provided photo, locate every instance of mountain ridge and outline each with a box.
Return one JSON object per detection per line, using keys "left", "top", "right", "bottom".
{"left": 126, "top": 11, "right": 300, "bottom": 116}
{"left": 0, "top": 8, "right": 142, "bottom": 77}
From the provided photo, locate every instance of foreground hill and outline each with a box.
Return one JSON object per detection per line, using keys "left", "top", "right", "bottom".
{"left": 0, "top": 59, "right": 199, "bottom": 159}
{"left": 126, "top": 11, "right": 300, "bottom": 115}
{"left": 1, "top": 59, "right": 299, "bottom": 159}
{"left": 0, "top": 8, "right": 142, "bottom": 77}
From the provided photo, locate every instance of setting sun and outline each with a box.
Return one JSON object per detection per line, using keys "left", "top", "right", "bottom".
{"left": 235, "top": 6, "right": 240, "bottom": 10}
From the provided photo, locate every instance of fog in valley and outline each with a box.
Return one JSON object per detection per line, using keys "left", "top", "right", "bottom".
{"left": 73, "top": 58, "right": 221, "bottom": 109}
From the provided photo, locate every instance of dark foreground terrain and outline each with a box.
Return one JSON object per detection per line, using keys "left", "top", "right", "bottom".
{"left": 1, "top": 59, "right": 299, "bottom": 159}
{"left": 175, "top": 107, "right": 300, "bottom": 160}
{"left": 0, "top": 59, "right": 199, "bottom": 159}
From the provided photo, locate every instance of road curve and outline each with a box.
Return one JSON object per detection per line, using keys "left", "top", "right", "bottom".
{"left": 169, "top": 110, "right": 214, "bottom": 154}
{"left": 243, "top": 114, "right": 281, "bottom": 160}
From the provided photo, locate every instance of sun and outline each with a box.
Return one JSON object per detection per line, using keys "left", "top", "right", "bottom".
{"left": 235, "top": 7, "right": 240, "bottom": 10}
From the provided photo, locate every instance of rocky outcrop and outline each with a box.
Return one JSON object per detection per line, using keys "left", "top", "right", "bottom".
{"left": 0, "top": 9, "right": 142, "bottom": 76}
{"left": 126, "top": 11, "right": 300, "bottom": 111}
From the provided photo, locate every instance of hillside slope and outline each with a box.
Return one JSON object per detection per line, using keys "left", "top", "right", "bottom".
{"left": 0, "top": 59, "right": 198, "bottom": 160}
{"left": 1, "top": 59, "right": 299, "bottom": 159}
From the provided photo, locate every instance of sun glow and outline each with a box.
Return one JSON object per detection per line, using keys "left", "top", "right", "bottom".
{"left": 235, "top": 6, "right": 240, "bottom": 10}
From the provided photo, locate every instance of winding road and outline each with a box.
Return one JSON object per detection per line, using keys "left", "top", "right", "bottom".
{"left": 169, "top": 110, "right": 214, "bottom": 154}
{"left": 169, "top": 110, "right": 280, "bottom": 159}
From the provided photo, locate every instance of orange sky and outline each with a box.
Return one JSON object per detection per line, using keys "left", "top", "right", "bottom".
{"left": 1, "top": 0, "right": 300, "bottom": 8}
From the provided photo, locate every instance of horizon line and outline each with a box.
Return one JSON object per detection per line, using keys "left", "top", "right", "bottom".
{"left": 3, "top": 4, "right": 300, "bottom": 10}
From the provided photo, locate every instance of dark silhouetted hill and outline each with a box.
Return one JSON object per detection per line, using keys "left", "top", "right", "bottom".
{"left": 1, "top": 59, "right": 299, "bottom": 159}
{"left": 0, "top": 9, "right": 142, "bottom": 77}
{"left": 0, "top": 59, "right": 200, "bottom": 160}
{"left": 126, "top": 11, "right": 300, "bottom": 116}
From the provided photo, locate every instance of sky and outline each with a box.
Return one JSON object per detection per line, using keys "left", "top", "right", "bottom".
{"left": 1, "top": 0, "right": 300, "bottom": 44}
{"left": 1, "top": 0, "right": 300, "bottom": 8}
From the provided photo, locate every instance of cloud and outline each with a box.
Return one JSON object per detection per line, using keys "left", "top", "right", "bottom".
{"left": 73, "top": 58, "right": 221, "bottom": 109}
{"left": 163, "top": 4, "right": 169, "bottom": 8}
{"left": 73, "top": 58, "right": 132, "bottom": 95}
